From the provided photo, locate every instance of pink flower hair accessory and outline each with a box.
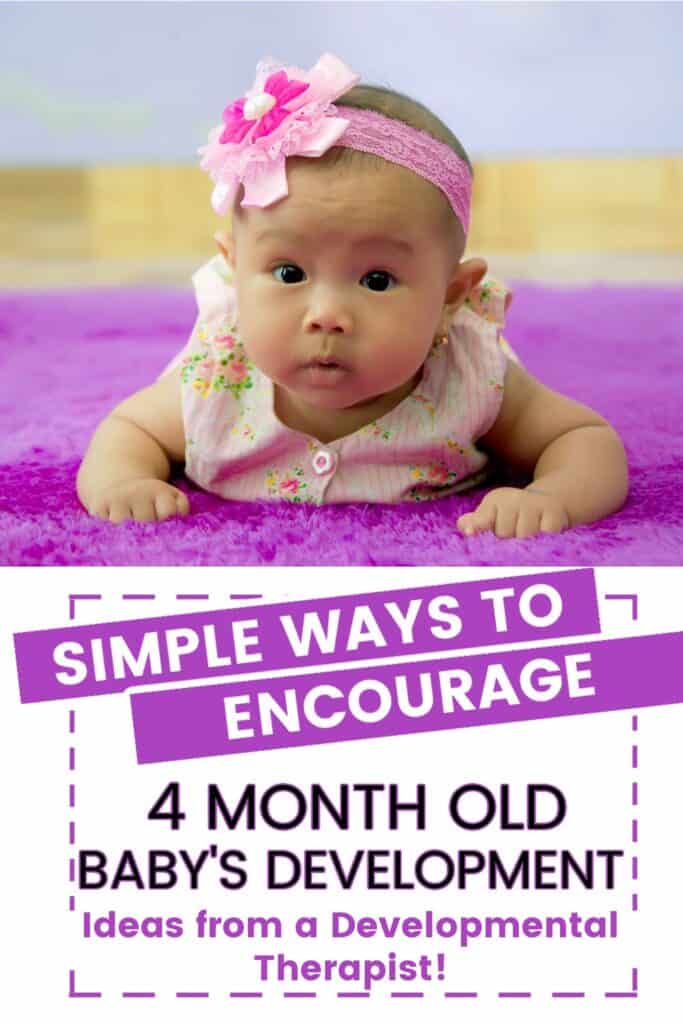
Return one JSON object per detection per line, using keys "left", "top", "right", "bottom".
{"left": 199, "top": 53, "right": 473, "bottom": 235}
{"left": 199, "top": 53, "right": 361, "bottom": 213}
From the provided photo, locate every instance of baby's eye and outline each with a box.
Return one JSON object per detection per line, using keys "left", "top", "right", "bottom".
{"left": 272, "top": 264, "right": 306, "bottom": 284}
{"left": 360, "top": 270, "right": 397, "bottom": 292}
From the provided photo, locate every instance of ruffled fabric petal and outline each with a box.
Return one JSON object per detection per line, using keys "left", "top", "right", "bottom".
{"left": 241, "top": 155, "right": 289, "bottom": 207}
{"left": 211, "top": 179, "right": 239, "bottom": 217}
{"left": 219, "top": 99, "right": 251, "bottom": 144}
{"left": 251, "top": 103, "right": 292, "bottom": 141}
{"left": 198, "top": 52, "right": 361, "bottom": 211}
{"left": 264, "top": 70, "right": 310, "bottom": 106}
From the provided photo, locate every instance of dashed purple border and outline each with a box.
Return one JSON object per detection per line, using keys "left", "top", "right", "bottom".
{"left": 632, "top": 715, "right": 639, "bottom": 914}
{"left": 66, "top": 589, "right": 640, "bottom": 1000}
{"left": 68, "top": 709, "right": 76, "bottom": 913}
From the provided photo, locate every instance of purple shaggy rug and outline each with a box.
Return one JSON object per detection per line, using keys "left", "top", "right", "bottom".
{"left": 1, "top": 281, "right": 682, "bottom": 566}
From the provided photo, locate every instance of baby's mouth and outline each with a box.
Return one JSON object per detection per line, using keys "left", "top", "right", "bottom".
{"left": 308, "top": 357, "right": 346, "bottom": 371}
{"left": 303, "top": 357, "right": 350, "bottom": 387}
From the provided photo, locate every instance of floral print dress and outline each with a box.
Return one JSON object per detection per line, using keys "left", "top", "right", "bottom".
{"left": 163, "top": 255, "right": 516, "bottom": 504}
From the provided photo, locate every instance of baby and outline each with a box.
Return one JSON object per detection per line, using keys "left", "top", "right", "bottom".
{"left": 77, "top": 53, "right": 628, "bottom": 539}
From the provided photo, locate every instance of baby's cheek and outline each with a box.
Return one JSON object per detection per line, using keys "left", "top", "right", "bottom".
{"left": 241, "top": 332, "right": 288, "bottom": 380}
{"left": 375, "top": 331, "right": 432, "bottom": 380}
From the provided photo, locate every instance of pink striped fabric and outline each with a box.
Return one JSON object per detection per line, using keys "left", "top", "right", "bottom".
{"left": 167, "top": 256, "right": 513, "bottom": 505}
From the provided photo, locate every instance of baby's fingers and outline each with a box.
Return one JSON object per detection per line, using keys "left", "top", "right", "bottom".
{"left": 108, "top": 498, "right": 140, "bottom": 524}
{"left": 515, "top": 505, "right": 545, "bottom": 539}
{"left": 154, "top": 487, "right": 190, "bottom": 521}
{"left": 491, "top": 502, "right": 520, "bottom": 539}
{"left": 88, "top": 498, "right": 111, "bottom": 521}
{"left": 457, "top": 504, "right": 497, "bottom": 536}
{"left": 539, "top": 504, "right": 569, "bottom": 534}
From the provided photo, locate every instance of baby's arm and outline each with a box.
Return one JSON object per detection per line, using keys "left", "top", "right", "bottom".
{"left": 457, "top": 360, "right": 628, "bottom": 539}
{"left": 76, "top": 367, "right": 189, "bottom": 523}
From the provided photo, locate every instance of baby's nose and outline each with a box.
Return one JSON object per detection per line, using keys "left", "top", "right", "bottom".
{"left": 304, "top": 294, "right": 353, "bottom": 335}
{"left": 306, "top": 317, "right": 346, "bottom": 334}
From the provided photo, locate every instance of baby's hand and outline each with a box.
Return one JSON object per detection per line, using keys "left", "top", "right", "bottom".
{"left": 456, "top": 487, "right": 569, "bottom": 539}
{"left": 87, "top": 479, "right": 190, "bottom": 524}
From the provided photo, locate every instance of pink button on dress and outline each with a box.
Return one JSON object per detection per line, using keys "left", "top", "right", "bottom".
{"left": 163, "top": 255, "right": 516, "bottom": 504}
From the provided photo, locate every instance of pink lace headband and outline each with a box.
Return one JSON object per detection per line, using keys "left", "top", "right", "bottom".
{"left": 199, "top": 53, "right": 472, "bottom": 236}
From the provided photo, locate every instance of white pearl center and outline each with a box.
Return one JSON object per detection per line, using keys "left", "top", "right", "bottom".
{"left": 243, "top": 93, "right": 277, "bottom": 121}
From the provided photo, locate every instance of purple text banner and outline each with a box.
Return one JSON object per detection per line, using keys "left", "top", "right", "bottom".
{"left": 15, "top": 570, "right": 599, "bottom": 704}
{"left": 131, "top": 631, "right": 683, "bottom": 763}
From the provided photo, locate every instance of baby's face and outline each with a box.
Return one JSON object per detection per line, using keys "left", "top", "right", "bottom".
{"left": 226, "top": 160, "right": 462, "bottom": 415}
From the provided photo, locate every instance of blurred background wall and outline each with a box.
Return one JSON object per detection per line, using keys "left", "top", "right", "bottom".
{"left": 1, "top": 0, "right": 681, "bottom": 282}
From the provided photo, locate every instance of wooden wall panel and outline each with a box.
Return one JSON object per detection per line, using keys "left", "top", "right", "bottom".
{"left": 85, "top": 165, "right": 218, "bottom": 259}
{"left": 466, "top": 157, "right": 683, "bottom": 253}
{"left": 1, "top": 167, "right": 90, "bottom": 258}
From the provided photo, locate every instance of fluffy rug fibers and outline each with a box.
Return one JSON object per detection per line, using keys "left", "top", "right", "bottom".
{"left": 1, "top": 280, "right": 681, "bottom": 565}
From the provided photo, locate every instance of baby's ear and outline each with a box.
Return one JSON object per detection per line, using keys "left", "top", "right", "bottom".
{"left": 213, "top": 230, "right": 235, "bottom": 266}
{"left": 444, "top": 258, "right": 488, "bottom": 308}
{"left": 459, "top": 257, "right": 488, "bottom": 294}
